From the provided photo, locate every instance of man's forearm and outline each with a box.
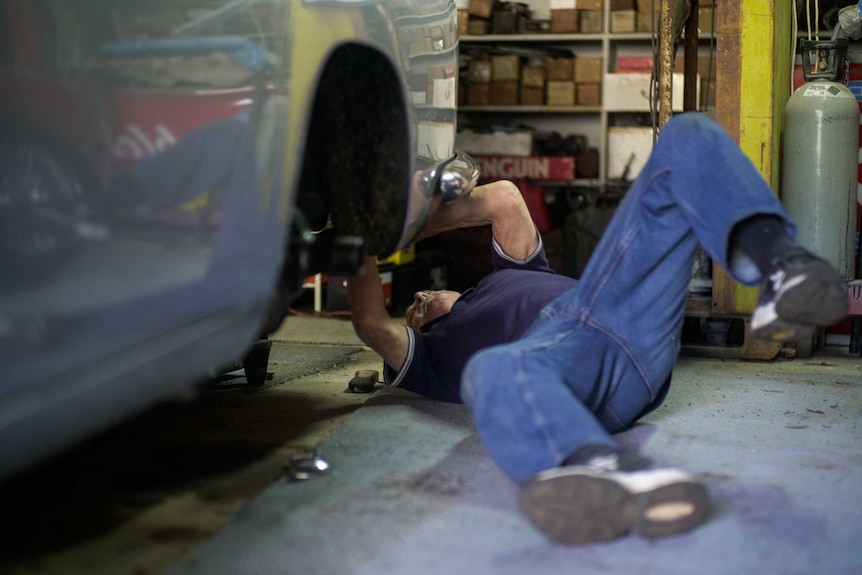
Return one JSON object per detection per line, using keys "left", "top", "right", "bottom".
{"left": 346, "top": 256, "right": 388, "bottom": 342}
{"left": 345, "top": 256, "right": 410, "bottom": 370}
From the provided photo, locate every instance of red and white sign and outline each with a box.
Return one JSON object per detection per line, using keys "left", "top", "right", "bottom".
{"left": 474, "top": 155, "right": 576, "bottom": 181}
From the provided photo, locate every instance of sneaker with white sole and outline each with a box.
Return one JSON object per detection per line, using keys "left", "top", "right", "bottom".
{"left": 518, "top": 465, "right": 708, "bottom": 545}
{"left": 750, "top": 249, "right": 848, "bottom": 343}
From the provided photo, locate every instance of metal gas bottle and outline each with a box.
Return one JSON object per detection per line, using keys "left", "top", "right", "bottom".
{"left": 783, "top": 38, "right": 859, "bottom": 278}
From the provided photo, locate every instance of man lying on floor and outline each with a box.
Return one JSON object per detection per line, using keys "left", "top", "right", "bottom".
{"left": 344, "top": 113, "right": 849, "bottom": 545}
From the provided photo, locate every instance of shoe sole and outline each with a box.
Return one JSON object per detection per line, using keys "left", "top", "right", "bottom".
{"left": 518, "top": 468, "right": 708, "bottom": 545}
{"left": 750, "top": 306, "right": 816, "bottom": 343}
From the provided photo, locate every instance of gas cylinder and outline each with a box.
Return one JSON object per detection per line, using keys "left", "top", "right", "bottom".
{"left": 783, "top": 38, "right": 859, "bottom": 278}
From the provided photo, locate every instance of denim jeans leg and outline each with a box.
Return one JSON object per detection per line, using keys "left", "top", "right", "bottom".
{"left": 462, "top": 113, "right": 794, "bottom": 484}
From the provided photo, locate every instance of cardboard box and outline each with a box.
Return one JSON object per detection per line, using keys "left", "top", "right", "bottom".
{"left": 607, "top": 126, "right": 653, "bottom": 179}
{"left": 520, "top": 85, "right": 545, "bottom": 106}
{"left": 491, "top": 54, "right": 520, "bottom": 81}
{"left": 577, "top": 0, "right": 603, "bottom": 10}
{"left": 492, "top": 11, "right": 523, "bottom": 34}
{"left": 467, "top": 82, "right": 490, "bottom": 105}
{"left": 456, "top": 129, "right": 533, "bottom": 156}
{"left": 546, "top": 81, "right": 576, "bottom": 105}
{"left": 636, "top": 0, "right": 658, "bottom": 12}
{"left": 698, "top": 6, "right": 715, "bottom": 35}
{"left": 575, "top": 57, "right": 603, "bottom": 83}
{"left": 611, "top": 10, "right": 637, "bottom": 33}
{"left": 468, "top": 0, "right": 494, "bottom": 19}
{"left": 616, "top": 55, "right": 653, "bottom": 73}
{"left": 490, "top": 80, "right": 519, "bottom": 105}
{"left": 603, "top": 72, "right": 695, "bottom": 111}
{"left": 576, "top": 82, "right": 601, "bottom": 105}
{"left": 579, "top": 10, "right": 603, "bottom": 33}
{"left": 467, "top": 18, "right": 489, "bottom": 35}
{"left": 700, "top": 77, "right": 716, "bottom": 108}
{"left": 458, "top": 10, "right": 469, "bottom": 36}
{"left": 636, "top": 11, "right": 654, "bottom": 32}
{"left": 521, "top": 65, "right": 546, "bottom": 88}
{"left": 551, "top": 9, "right": 579, "bottom": 33}
{"left": 673, "top": 55, "right": 716, "bottom": 80}
{"left": 546, "top": 56, "right": 575, "bottom": 81}
{"left": 468, "top": 59, "right": 491, "bottom": 83}
{"left": 519, "top": 18, "right": 552, "bottom": 33}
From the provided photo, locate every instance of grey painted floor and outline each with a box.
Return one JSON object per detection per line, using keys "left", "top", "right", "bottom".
{"left": 3, "top": 315, "right": 861, "bottom": 575}
{"left": 173, "top": 317, "right": 862, "bottom": 575}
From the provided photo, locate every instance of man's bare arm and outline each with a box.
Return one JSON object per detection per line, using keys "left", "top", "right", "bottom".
{"left": 416, "top": 180, "right": 538, "bottom": 260}
{"left": 346, "top": 180, "right": 537, "bottom": 371}
{"left": 345, "top": 256, "right": 410, "bottom": 371}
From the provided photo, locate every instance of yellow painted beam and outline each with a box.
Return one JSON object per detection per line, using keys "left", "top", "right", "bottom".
{"left": 716, "top": 0, "right": 792, "bottom": 315}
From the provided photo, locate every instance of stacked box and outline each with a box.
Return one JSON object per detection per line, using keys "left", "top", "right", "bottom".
{"left": 468, "top": 0, "right": 494, "bottom": 19}
{"left": 491, "top": 81, "right": 519, "bottom": 105}
{"left": 603, "top": 72, "right": 691, "bottom": 111}
{"left": 522, "top": 65, "right": 546, "bottom": 88}
{"left": 698, "top": 5, "right": 715, "bottom": 35}
{"left": 579, "top": 10, "right": 603, "bottom": 33}
{"left": 674, "top": 54, "right": 717, "bottom": 109}
{"left": 611, "top": 10, "right": 637, "bottom": 32}
{"left": 492, "top": 54, "right": 520, "bottom": 81}
{"left": 635, "top": 0, "right": 656, "bottom": 33}
{"left": 468, "top": 59, "right": 492, "bottom": 83}
{"left": 575, "top": 57, "right": 603, "bottom": 83}
{"left": 520, "top": 85, "right": 545, "bottom": 105}
{"left": 467, "top": 18, "right": 490, "bottom": 35}
{"left": 467, "top": 83, "right": 490, "bottom": 105}
{"left": 550, "top": 9, "right": 578, "bottom": 33}
{"left": 547, "top": 81, "right": 575, "bottom": 105}
{"left": 467, "top": 57, "right": 491, "bottom": 105}
{"left": 546, "top": 55, "right": 575, "bottom": 105}
{"left": 617, "top": 55, "right": 653, "bottom": 72}
{"left": 578, "top": 0, "right": 603, "bottom": 9}
{"left": 636, "top": 0, "right": 656, "bottom": 11}
{"left": 545, "top": 56, "right": 574, "bottom": 81}
{"left": 520, "top": 64, "right": 546, "bottom": 106}
{"left": 576, "top": 83, "right": 601, "bottom": 105}
{"left": 574, "top": 56, "right": 603, "bottom": 106}
{"left": 458, "top": 10, "right": 469, "bottom": 36}
{"left": 490, "top": 53, "right": 520, "bottom": 105}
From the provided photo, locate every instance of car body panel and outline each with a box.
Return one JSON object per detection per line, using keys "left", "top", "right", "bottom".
{"left": 0, "top": 0, "right": 475, "bottom": 478}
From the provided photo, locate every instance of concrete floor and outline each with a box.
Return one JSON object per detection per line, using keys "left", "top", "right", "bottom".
{"left": 2, "top": 314, "right": 861, "bottom": 575}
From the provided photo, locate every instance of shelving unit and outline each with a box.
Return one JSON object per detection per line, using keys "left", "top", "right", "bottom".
{"left": 457, "top": 4, "right": 716, "bottom": 187}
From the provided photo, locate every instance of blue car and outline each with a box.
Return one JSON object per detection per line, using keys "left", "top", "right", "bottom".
{"left": 0, "top": 0, "right": 477, "bottom": 478}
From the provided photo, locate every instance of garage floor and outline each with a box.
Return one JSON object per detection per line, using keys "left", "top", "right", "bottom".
{"left": 1, "top": 314, "right": 861, "bottom": 575}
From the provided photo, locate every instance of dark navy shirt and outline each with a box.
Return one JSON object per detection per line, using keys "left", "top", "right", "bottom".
{"left": 383, "top": 234, "right": 578, "bottom": 403}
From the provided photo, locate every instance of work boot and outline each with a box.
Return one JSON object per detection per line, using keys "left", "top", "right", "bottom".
{"left": 751, "top": 248, "right": 849, "bottom": 343}
{"left": 518, "top": 447, "right": 708, "bottom": 545}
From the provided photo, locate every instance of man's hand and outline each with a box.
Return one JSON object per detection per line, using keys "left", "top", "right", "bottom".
{"left": 416, "top": 180, "right": 539, "bottom": 260}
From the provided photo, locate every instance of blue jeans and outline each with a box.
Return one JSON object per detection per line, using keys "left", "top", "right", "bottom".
{"left": 461, "top": 113, "right": 795, "bottom": 484}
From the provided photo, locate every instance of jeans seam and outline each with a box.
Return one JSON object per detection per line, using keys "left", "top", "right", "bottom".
{"left": 514, "top": 342, "right": 565, "bottom": 464}
{"left": 581, "top": 223, "right": 641, "bottom": 313}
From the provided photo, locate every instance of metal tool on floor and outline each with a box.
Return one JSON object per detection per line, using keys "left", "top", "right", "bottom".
{"left": 346, "top": 369, "right": 379, "bottom": 393}
{"left": 283, "top": 448, "right": 330, "bottom": 482}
